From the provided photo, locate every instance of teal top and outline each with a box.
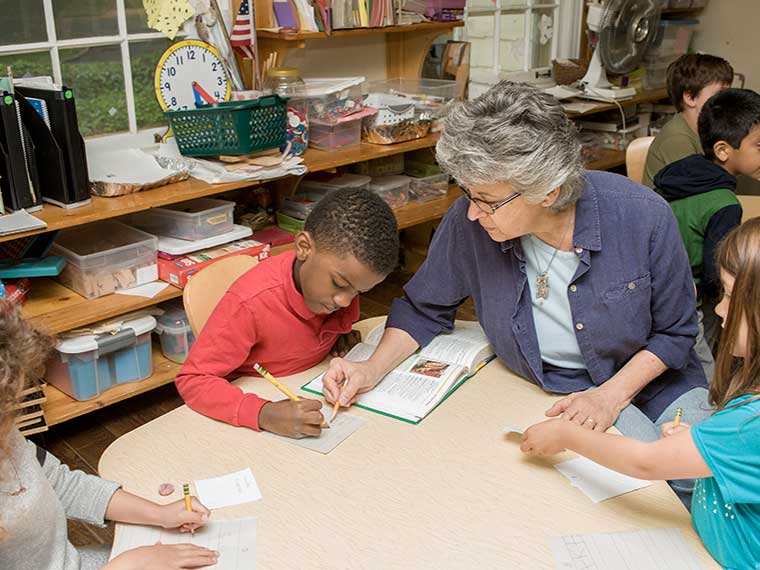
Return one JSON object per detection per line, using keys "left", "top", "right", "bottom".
{"left": 691, "top": 395, "right": 760, "bottom": 569}
{"left": 521, "top": 234, "right": 585, "bottom": 370}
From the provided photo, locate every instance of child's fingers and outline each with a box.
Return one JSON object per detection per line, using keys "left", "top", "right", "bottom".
{"left": 299, "top": 398, "right": 323, "bottom": 412}
{"left": 302, "top": 410, "right": 325, "bottom": 425}
{"left": 189, "top": 497, "right": 210, "bottom": 517}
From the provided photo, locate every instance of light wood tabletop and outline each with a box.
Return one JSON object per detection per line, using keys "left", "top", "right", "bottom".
{"left": 99, "top": 317, "right": 718, "bottom": 569}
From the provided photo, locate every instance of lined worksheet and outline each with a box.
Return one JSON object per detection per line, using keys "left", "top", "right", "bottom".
{"left": 110, "top": 517, "right": 257, "bottom": 570}
{"left": 548, "top": 528, "right": 702, "bottom": 570}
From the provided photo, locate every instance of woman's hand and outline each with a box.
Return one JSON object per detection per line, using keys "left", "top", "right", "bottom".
{"left": 520, "top": 419, "right": 572, "bottom": 456}
{"left": 156, "top": 497, "right": 210, "bottom": 533}
{"left": 258, "top": 398, "right": 324, "bottom": 438}
{"left": 660, "top": 421, "right": 691, "bottom": 438}
{"left": 104, "top": 544, "right": 218, "bottom": 570}
{"left": 330, "top": 330, "right": 361, "bottom": 357}
{"left": 545, "top": 387, "right": 625, "bottom": 432}
{"left": 322, "top": 358, "right": 381, "bottom": 406}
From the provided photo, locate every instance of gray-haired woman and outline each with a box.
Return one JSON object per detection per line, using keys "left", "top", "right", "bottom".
{"left": 323, "top": 81, "right": 710, "bottom": 505}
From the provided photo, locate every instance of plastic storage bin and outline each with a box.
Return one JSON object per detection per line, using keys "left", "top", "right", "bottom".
{"left": 362, "top": 93, "right": 432, "bottom": 145}
{"left": 302, "top": 77, "right": 365, "bottom": 122}
{"left": 46, "top": 315, "right": 157, "bottom": 401}
{"left": 155, "top": 302, "right": 195, "bottom": 364}
{"left": 368, "top": 78, "right": 459, "bottom": 116}
{"left": 51, "top": 221, "right": 158, "bottom": 300}
{"left": 354, "top": 155, "right": 405, "bottom": 177}
{"left": 645, "top": 19, "right": 698, "bottom": 60}
{"left": 408, "top": 173, "right": 450, "bottom": 202}
{"left": 280, "top": 193, "right": 325, "bottom": 220}
{"left": 277, "top": 211, "right": 306, "bottom": 233}
{"left": 369, "top": 175, "right": 411, "bottom": 209}
{"left": 309, "top": 115, "right": 362, "bottom": 150}
{"left": 129, "top": 198, "right": 235, "bottom": 241}
{"left": 299, "top": 173, "right": 371, "bottom": 194}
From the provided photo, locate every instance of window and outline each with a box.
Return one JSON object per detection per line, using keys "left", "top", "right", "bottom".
{"left": 463, "top": 0, "right": 583, "bottom": 97}
{"left": 0, "top": 0, "right": 185, "bottom": 137}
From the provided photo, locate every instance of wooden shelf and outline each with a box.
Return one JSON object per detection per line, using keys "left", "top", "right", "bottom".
{"left": 257, "top": 21, "right": 463, "bottom": 41}
{"left": 563, "top": 88, "right": 669, "bottom": 118}
{"left": 396, "top": 185, "right": 459, "bottom": 230}
{"left": 22, "top": 278, "right": 183, "bottom": 335}
{"left": 43, "top": 345, "right": 180, "bottom": 426}
{"left": 585, "top": 148, "right": 626, "bottom": 171}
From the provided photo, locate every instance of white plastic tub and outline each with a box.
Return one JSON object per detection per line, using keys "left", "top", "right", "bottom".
{"left": 129, "top": 198, "right": 235, "bottom": 241}
{"left": 155, "top": 303, "right": 195, "bottom": 364}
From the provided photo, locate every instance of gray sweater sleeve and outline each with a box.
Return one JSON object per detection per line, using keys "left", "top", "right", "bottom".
{"left": 35, "top": 442, "right": 121, "bottom": 527}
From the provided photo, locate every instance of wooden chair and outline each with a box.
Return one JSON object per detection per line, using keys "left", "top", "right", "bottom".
{"left": 183, "top": 255, "right": 259, "bottom": 336}
{"left": 739, "top": 195, "right": 760, "bottom": 222}
{"left": 625, "top": 136, "right": 655, "bottom": 185}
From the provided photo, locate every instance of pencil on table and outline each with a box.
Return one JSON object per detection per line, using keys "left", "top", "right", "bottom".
{"left": 183, "top": 483, "right": 194, "bottom": 536}
{"left": 253, "top": 363, "right": 329, "bottom": 428}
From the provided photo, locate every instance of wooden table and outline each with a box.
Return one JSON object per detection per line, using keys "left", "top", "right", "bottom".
{"left": 99, "top": 317, "right": 718, "bottom": 569}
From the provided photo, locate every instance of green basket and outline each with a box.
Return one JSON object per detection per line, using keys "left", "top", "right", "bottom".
{"left": 166, "top": 95, "right": 287, "bottom": 157}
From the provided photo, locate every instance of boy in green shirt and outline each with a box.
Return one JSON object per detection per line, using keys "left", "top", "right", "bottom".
{"left": 643, "top": 53, "right": 733, "bottom": 189}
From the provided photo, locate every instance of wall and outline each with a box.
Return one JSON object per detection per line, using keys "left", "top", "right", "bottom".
{"left": 691, "top": 0, "right": 759, "bottom": 91}
{"left": 284, "top": 36, "right": 388, "bottom": 80}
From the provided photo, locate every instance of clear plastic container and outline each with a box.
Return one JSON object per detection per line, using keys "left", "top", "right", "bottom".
{"left": 276, "top": 210, "right": 306, "bottom": 233}
{"left": 645, "top": 19, "right": 698, "bottom": 60}
{"left": 362, "top": 93, "right": 432, "bottom": 145}
{"left": 408, "top": 173, "right": 450, "bottom": 202}
{"left": 302, "top": 77, "right": 365, "bottom": 122}
{"left": 309, "top": 116, "right": 362, "bottom": 150}
{"left": 155, "top": 302, "right": 195, "bottom": 364}
{"left": 264, "top": 67, "right": 309, "bottom": 155}
{"left": 46, "top": 315, "right": 156, "bottom": 400}
{"left": 299, "top": 173, "right": 371, "bottom": 195}
{"left": 129, "top": 198, "right": 234, "bottom": 241}
{"left": 354, "top": 155, "right": 405, "bottom": 177}
{"left": 51, "top": 221, "right": 158, "bottom": 299}
{"left": 279, "top": 193, "right": 325, "bottom": 220}
{"left": 368, "top": 78, "right": 459, "bottom": 116}
{"left": 369, "top": 175, "right": 411, "bottom": 209}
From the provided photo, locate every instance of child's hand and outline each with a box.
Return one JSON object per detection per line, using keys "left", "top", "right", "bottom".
{"left": 259, "top": 398, "right": 324, "bottom": 438}
{"left": 520, "top": 419, "right": 571, "bottom": 457}
{"left": 157, "top": 497, "right": 210, "bottom": 533}
{"left": 660, "top": 421, "right": 691, "bottom": 438}
{"left": 104, "top": 544, "right": 218, "bottom": 570}
{"left": 330, "top": 330, "right": 361, "bottom": 357}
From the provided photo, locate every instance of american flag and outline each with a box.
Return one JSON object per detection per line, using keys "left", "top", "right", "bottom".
{"left": 230, "top": 0, "right": 261, "bottom": 88}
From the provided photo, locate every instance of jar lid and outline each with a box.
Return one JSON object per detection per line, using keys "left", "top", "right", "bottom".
{"left": 266, "top": 67, "right": 301, "bottom": 78}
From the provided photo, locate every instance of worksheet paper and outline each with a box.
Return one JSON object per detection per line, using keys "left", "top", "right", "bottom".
{"left": 265, "top": 404, "right": 367, "bottom": 454}
{"left": 554, "top": 457, "right": 651, "bottom": 503}
{"left": 548, "top": 528, "right": 702, "bottom": 570}
{"left": 110, "top": 517, "right": 257, "bottom": 570}
{"left": 194, "top": 468, "right": 262, "bottom": 510}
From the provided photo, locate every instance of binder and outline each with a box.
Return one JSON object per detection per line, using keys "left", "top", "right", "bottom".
{"left": 0, "top": 92, "right": 41, "bottom": 212}
{"left": 15, "top": 85, "right": 91, "bottom": 209}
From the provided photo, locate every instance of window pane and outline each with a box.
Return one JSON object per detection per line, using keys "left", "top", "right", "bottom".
{"left": 0, "top": 0, "right": 46, "bottom": 46}
{"left": 468, "top": 15, "right": 495, "bottom": 71}
{"left": 0, "top": 52, "right": 53, "bottom": 79}
{"left": 466, "top": 0, "right": 496, "bottom": 11}
{"left": 126, "top": 0, "right": 152, "bottom": 34}
{"left": 60, "top": 45, "right": 128, "bottom": 135}
{"left": 500, "top": 14, "right": 525, "bottom": 72}
{"left": 55, "top": 0, "right": 119, "bottom": 40}
{"left": 130, "top": 39, "right": 173, "bottom": 129}
{"left": 532, "top": 9, "right": 554, "bottom": 68}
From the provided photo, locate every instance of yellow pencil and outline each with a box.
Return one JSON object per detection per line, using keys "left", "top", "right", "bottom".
{"left": 674, "top": 407, "right": 683, "bottom": 427}
{"left": 329, "top": 387, "right": 343, "bottom": 424}
{"left": 183, "top": 483, "right": 194, "bottom": 536}
{"left": 253, "top": 363, "right": 329, "bottom": 428}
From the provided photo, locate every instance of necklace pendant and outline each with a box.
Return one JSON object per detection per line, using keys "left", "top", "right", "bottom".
{"left": 536, "top": 272, "right": 549, "bottom": 303}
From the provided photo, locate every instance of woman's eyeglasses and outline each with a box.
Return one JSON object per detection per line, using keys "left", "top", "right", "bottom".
{"left": 459, "top": 187, "right": 521, "bottom": 215}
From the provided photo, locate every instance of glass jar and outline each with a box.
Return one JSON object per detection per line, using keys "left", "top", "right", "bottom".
{"left": 264, "top": 67, "right": 309, "bottom": 156}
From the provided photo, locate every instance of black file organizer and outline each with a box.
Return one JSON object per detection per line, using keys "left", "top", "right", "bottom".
{"left": 15, "top": 85, "right": 90, "bottom": 208}
{"left": 0, "top": 92, "right": 42, "bottom": 212}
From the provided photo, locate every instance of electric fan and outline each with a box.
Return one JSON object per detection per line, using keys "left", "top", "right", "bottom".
{"left": 580, "top": 0, "right": 661, "bottom": 100}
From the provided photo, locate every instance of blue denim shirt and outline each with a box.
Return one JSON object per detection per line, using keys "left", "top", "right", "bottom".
{"left": 387, "top": 171, "right": 707, "bottom": 421}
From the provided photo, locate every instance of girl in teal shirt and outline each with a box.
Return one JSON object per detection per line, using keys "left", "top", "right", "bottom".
{"left": 520, "top": 218, "right": 760, "bottom": 570}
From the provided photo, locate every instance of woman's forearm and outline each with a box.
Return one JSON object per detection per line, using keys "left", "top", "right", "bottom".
{"left": 366, "top": 327, "right": 420, "bottom": 381}
{"left": 600, "top": 349, "right": 667, "bottom": 406}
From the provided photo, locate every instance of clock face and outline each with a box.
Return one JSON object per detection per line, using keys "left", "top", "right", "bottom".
{"left": 154, "top": 40, "right": 231, "bottom": 111}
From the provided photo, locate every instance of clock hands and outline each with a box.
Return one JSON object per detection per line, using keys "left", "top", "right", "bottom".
{"left": 191, "top": 81, "right": 218, "bottom": 106}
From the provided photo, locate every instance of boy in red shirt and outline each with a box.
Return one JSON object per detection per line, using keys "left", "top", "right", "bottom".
{"left": 175, "top": 188, "right": 398, "bottom": 438}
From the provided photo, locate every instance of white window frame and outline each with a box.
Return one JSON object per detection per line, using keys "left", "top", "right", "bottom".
{"left": 461, "top": 0, "right": 583, "bottom": 89}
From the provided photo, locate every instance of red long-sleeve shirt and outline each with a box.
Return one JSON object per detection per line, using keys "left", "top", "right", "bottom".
{"left": 175, "top": 250, "right": 358, "bottom": 430}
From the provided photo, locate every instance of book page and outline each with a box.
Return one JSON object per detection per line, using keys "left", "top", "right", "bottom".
{"left": 363, "top": 323, "right": 386, "bottom": 346}
{"left": 110, "top": 517, "right": 257, "bottom": 569}
{"left": 419, "top": 324, "right": 493, "bottom": 371}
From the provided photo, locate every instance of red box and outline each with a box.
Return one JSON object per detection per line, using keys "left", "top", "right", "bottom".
{"left": 158, "top": 239, "right": 270, "bottom": 288}
{"left": 1, "top": 278, "right": 31, "bottom": 305}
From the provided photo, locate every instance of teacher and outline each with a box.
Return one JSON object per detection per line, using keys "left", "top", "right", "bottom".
{"left": 323, "top": 80, "right": 709, "bottom": 443}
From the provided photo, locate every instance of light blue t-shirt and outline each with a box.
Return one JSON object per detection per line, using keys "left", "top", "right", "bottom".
{"left": 691, "top": 395, "right": 760, "bottom": 570}
{"left": 520, "top": 234, "right": 585, "bottom": 370}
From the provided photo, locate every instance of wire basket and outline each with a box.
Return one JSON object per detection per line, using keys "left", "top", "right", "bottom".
{"left": 166, "top": 95, "right": 287, "bottom": 157}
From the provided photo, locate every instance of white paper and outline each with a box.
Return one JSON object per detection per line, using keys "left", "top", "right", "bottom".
{"left": 194, "top": 468, "right": 262, "bottom": 510}
{"left": 110, "top": 517, "right": 257, "bottom": 570}
{"left": 554, "top": 457, "right": 651, "bottom": 503}
{"left": 115, "top": 281, "right": 169, "bottom": 299}
{"left": 88, "top": 149, "right": 184, "bottom": 185}
{"left": 502, "top": 424, "right": 524, "bottom": 435}
{"left": 265, "top": 404, "right": 367, "bottom": 454}
{"left": 548, "top": 528, "right": 702, "bottom": 570}
{"left": 562, "top": 101, "right": 606, "bottom": 114}
{"left": 0, "top": 210, "right": 46, "bottom": 236}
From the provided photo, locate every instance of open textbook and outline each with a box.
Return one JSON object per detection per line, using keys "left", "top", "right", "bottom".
{"left": 303, "top": 321, "right": 494, "bottom": 424}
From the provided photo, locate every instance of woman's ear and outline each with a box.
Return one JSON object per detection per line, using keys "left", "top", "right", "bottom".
{"left": 294, "top": 231, "right": 314, "bottom": 262}
{"left": 541, "top": 187, "right": 561, "bottom": 208}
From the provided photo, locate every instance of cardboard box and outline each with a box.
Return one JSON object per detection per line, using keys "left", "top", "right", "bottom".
{"left": 158, "top": 239, "right": 270, "bottom": 288}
